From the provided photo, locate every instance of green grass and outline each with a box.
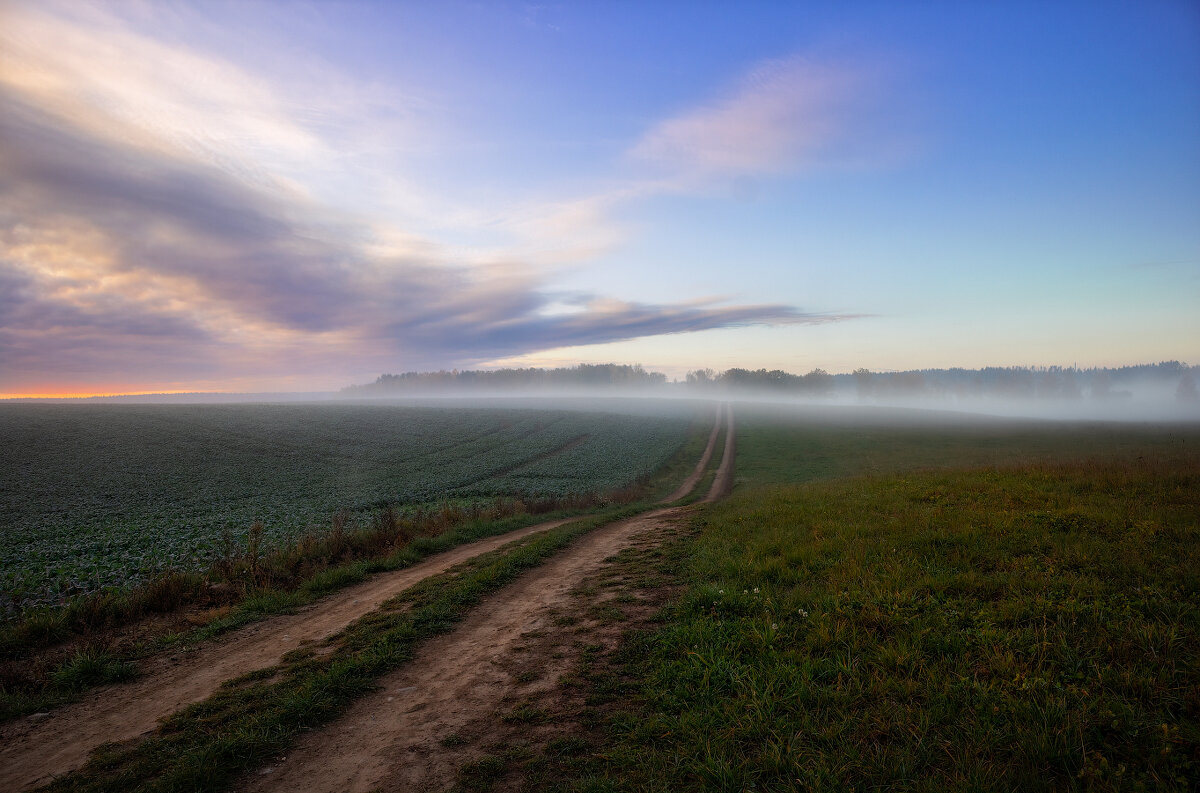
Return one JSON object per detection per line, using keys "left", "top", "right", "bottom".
{"left": 0, "top": 646, "right": 140, "bottom": 721}
{"left": 503, "top": 702, "right": 552, "bottom": 724}
{"left": 732, "top": 402, "right": 1196, "bottom": 486}
{"left": 458, "top": 754, "right": 508, "bottom": 790}
{"left": 576, "top": 409, "right": 1200, "bottom": 792}
{"left": 48, "top": 648, "right": 139, "bottom": 693}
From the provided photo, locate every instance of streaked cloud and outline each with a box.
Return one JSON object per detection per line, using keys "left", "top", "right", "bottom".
{"left": 0, "top": 4, "right": 870, "bottom": 394}
{"left": 380, "top": 295, "right": 850, "bottom": 368}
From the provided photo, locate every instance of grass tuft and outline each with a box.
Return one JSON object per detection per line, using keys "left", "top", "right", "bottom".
{"left": 48, "top": 648, "right": 139, "bottom": 693}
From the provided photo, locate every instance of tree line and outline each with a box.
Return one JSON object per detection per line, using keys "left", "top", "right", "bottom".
{"left": 342, "top": 364, "right": 667, "bottom": 394}
{"left": 344, "top": 361, "right": 1197, "bottom": 402}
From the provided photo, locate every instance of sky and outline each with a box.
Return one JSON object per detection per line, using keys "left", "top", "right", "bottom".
{"left": 1, "top": 0, "right": 1198, "bottom": 397}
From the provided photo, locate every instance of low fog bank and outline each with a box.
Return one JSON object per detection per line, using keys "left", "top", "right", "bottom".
{"left": 772, "top": 364, "right": 1199, "bottom": 423}
{"left": 343, "top": 362, "right": 1200, "bottom": 424}
{"left": 732, "top": 387, "right": 1200, "bottom": 424}
{"left": 8, "top": 362, "right": 1197, "bottom": 423}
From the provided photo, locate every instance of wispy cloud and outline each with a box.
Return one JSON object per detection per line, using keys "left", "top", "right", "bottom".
{"left": 630, "top": 53, "right": 901, "bottom": 186}
{"left": 491, "top": 52, "right": 907, "bottom": 260}
{"left": 0, "top": 5, "right": 873, "bottom": 393}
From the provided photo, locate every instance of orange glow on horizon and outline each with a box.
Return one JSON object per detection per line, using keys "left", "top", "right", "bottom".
{"left": 1, "top": 389, "right": 210, "bottom": 400}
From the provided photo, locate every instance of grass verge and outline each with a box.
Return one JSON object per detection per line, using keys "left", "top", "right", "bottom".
{"left": 580, "top": 454, "right": 1200, "bottom": 791}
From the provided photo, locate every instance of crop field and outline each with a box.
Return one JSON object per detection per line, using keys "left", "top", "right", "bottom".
{"left": 0, "top": 401, "right": 693, "bottom": 614}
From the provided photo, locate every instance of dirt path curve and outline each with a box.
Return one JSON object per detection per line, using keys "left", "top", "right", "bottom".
{"left": 0, "top": 406, "right": 725, "bottom": 793}
{"left": 241, "top": 406, "right": 737, "bottom": 793}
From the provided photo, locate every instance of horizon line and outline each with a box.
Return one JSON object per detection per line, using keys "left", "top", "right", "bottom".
{"left": 3, "top": 359, "right": 1194, "bottom": 401}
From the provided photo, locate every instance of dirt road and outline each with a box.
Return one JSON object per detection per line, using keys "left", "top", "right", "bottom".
{"left": 0, "top": 405, "right": 727, "bottom": 793}
{"left": 705, "top": 402, "right": 736, "bottom": 502}
{"left": 240, "top": 404, "right": 736, "bottom": 793}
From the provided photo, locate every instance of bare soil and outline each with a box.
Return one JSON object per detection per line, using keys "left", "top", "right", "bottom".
{"left": 239, "top": 406, "right": 734, "bottom": 793}
{"left": 0, "top": 406, "right": 727, "bottom": 793}
{"left": 443, "top": 514, "right": 696, "bottom": 793}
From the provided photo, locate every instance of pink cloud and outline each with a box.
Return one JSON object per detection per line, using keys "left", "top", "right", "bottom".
{"left": 631, "top": 54, "right": 894, "bottom": 183}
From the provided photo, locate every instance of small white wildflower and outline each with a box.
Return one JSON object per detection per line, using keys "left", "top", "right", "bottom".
{"left": 718, "top": 589, "right": 724, "bottom": 594}
{"left": 753, "top": 587, "right": 760, "bottom": 594}
{"left": 743, "top": 589, "right": 748, "bottom": 594}
{"left": 770, "top": 623, "right": 778, "bottom": 630}
{"left": 797, "top": 608, "right": 809, "bottom": 618}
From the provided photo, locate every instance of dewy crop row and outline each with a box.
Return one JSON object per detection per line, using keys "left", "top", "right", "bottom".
{"left": 0, "top": 403, "right": 692, "bottom": 615}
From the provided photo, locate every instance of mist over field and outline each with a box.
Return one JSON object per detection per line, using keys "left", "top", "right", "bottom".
{"left": 839, "top": 386, "right": 1200, "bottom": 423}
{"left": 330, "top": 362, "right": 1200, "bottom": 423}
{"left": 8, "top": 361, "right": 1198, "bottom": 424}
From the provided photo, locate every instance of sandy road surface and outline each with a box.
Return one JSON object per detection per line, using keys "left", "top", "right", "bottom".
{"left": 0, "top": 406, "right": 725, "bottom": 793}
{"left": 241, "top": 405, "right": 736, "bottom": 793}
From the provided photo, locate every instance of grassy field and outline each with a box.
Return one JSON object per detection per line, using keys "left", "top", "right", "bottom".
{"left": 731, "top": 403, "right": 1196, "bottom": 485}
{"left": 575, "top": 406, "right": 1200, "bottom": 792}
{"left": 0, "top": 401, "right": 694, "bottom": 614}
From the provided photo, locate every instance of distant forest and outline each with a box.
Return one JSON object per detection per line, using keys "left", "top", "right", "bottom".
{"left": 345, "top": 361, "right": 1198, "bottom": 402}
{"left": 345, "top": 364, "right": 667, "bottom": 394}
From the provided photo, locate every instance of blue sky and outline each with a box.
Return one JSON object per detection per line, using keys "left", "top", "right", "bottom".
{"left": 1, "top": 0, "right": 1197, "bottom": 395}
